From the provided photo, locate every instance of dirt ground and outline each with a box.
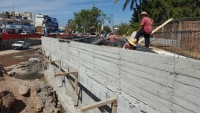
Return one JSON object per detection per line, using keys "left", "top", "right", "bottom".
{"left": 0, "top": 63, "right": 61, "bottom": 113}
{"left": 0, "top": 47, "right": 61, "bottom": 113}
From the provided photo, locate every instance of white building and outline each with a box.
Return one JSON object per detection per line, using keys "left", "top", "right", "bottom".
{"left": 0, "top": 11, "right": 35, "bottom": 34}
{"left": 34, "top": 13, "right": 58, "bottom": 33}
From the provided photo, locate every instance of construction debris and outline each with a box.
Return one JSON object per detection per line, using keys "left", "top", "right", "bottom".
{"left": 0, "top": 62, "right": 62, "bottom": 113}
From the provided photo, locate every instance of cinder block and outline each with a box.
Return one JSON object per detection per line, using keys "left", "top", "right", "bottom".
{"left": 120, "top": 65, "right": 174, "bottom": 87}
{"left": 172, "top": 96, "right": 200, "bottom": 113}
{"left": 121, "top": 55, "right": 175, "bottom": 72}
{"left": 120, "top": 71, "right": 173, "bottom": 101}
{"left": 121, "top": 80, "right": 173, "bottom": 110}
{"left": 120, "top": 71, "right": 173, "bottom": 93}
{"left": 176, "top": 74, "right": 200, "bottom": 89}
{"left": 175, "top": 66, "right": 200, "bottom": 79}
{"left": 103, "top": 46, "right": 120, "bottom": 54}
{"left": 120, "top": 60, "right": 175, "bottom": 82}
{"left": 171, "top": 103, "right": 194, "bottom": 113}
{"left": 174, "top": 88, "right": 200, "bottom": 106}
{"left": 173, "top": 81, "right": 200, "bottom": 96}
{"left": 94, "top": 54, "right": 120, "bottom": 64}
{"left": 94, "top": 50, "right": 120, "bottom": 59}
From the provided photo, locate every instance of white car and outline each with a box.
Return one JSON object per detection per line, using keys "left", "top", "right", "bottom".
{"left": 21, "top": 31, "right": 29, "bottom": 34}
{"left": 12, "top": 41, "right": 30, "bottom": 50}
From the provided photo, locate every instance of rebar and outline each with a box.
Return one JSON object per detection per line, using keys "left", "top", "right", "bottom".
{"left": 151, "top": 30, "right": 200, "bottom": 59}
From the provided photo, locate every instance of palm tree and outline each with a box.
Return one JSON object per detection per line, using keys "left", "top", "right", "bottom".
{"left": 114, "top": 0, "right": 145, "bottom": 21}
{"left": 5, "top": 11, "right": 12, "bottom": 18}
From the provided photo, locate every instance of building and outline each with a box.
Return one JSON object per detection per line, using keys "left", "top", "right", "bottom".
{"left": 0, "top": 11, "right": 35, "bottom": 34}
{"left": 34, "top": 14, "right": 58, "bottom": 33}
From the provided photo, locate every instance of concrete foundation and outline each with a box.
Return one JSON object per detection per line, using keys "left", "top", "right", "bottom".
{"left": 42, "top": 37, "right": 200, "bottom": 113}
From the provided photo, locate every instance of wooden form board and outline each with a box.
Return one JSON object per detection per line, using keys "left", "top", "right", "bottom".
{"left": 54, "top": 72, "right": 77, "bottom": 76}
{"left": 80, "top": 97, "right": 117, "bottom": 113}
{"left": 54, "top": 71, "right": 79, "bottom": 94}
{"left": 43, "top": 60, "right": 60, "bottom": 63}
{"left": 138, "top": 18, "right": 174, "bottom": 43}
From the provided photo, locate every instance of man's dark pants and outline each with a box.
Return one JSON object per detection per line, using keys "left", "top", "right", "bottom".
{"left": 135, "top": 29, "right": 150, "bottom": 48}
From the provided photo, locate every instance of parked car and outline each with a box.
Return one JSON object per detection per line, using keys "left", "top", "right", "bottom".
{"left": 21, "top": 31, "right": 29, "bottom": 34}
{"left": 12, "top": 41, "right": 30, "bottom": 50}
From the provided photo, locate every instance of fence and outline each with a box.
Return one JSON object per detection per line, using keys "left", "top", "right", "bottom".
{"left": 151, "top": 30, "right": 200, "bottom": 59}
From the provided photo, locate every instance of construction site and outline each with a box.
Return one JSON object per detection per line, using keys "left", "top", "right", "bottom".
{"left": 40, "top": 17, "right": 200, "bottom": 113}
{"left": 0, "top": 17, "right": 200, "bottom": 113}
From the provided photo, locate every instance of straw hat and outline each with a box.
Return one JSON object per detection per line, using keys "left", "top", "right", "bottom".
{"left": 140, "top": 11, "right": 148, "bottom": 16}
{"left": 128, "top": 38, "right": 137, "bottom": 46}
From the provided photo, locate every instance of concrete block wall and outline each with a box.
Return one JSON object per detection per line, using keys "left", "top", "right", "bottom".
{"left": 42, "top": 37, "right": 200, "bottom": 113}
{"left": 150, "top": 38, "right": 177, "bottom": 46}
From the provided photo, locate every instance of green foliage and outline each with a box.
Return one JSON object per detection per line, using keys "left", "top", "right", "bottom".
{"left": 115, "top": 23, "right": 130, "bottom": 36}
{"left": 116, "top": 0, "right": 200, "bottom": 23}
{"left": 103, "top": 25, "right": 112, "bottom": 33}
{"left": 69, "top": 6, "right": 108, "bottom": 33}
{"left": 5, "top": 11, "right": 12, "bottom": 18}
{"left": 67, "top": 19, "right": 76, "bottom": 32}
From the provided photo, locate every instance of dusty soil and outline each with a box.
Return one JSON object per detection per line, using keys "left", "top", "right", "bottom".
{"left": 0, "top": 63, "right": 61, "bottom": 113}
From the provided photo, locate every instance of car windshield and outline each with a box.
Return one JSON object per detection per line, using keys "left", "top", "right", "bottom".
{"left": 15, "top": 42, "right": 23, "bottom": 44}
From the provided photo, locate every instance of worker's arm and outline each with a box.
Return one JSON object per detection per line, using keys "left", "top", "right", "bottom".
{"left": 105, "top": 36, "right": 109, "bottom": 40}
{"left": 151, "top": 19, "right": 154, "bottom": 25}
{"left": 115, "top": 36, "right": 120, "bottom": 41}
{"left": 137, "top": 25, "right": 143, "bottom": 32}
{"left": 137, "top": 17, "right": 145, "bottom": 32}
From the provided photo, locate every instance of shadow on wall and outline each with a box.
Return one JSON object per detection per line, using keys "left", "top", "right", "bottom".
{"left": 69, "top": 75, "right": 112, "bottom": 112}
{"left": 51, "top": 62, "right": 112, "bottom": 113}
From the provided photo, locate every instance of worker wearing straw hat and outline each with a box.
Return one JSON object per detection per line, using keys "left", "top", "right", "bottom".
{"left": 132, "top": 11, "right": 153, "bottom": 48}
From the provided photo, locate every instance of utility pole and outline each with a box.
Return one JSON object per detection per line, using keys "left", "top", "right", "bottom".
{"left": 3, "top": 12, "right": 6, "bottom": 32}
{"left": 13, "top": 0, "right": 15, "bottom": 12}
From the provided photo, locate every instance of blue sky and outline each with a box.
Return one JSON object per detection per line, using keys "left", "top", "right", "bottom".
{"left": 0, "top": 0, "right": 133, "bottom": 26}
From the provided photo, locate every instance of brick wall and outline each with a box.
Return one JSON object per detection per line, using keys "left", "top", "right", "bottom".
{"left": 152, "top": 18, "right": 200, "bottom": 54}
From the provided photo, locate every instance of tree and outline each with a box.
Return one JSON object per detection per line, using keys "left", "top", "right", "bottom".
{"left": 128, "top": 0, "right": 200, "bottom": 23}
{"left": 107, "top": 14, "right": 114, "bottom": 32}
{"left": 115, "top": 23, "right": 131, "bottom": 36}
{"left": 103, "top": 25, "right": 112, "bottom": 33}
{"left": 114, "top": 0, "right": 147, "bottom": 21}
{"left": 5, "top": 11, "right": 12, "bottom": 18}
{"left": 67, "top": 19, "right": 76, "bottom": 32}
{"left": 73, "top": 6, "right": 107, "bottom": 33}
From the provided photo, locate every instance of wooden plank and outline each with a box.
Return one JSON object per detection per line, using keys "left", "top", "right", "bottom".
{"left": 43, "top": 60, "right": 60, "bottom": 63}
{"left": 112, "top": 101, "right": 117, "bottom": 113}
{"left": 80, "top": 97, "right": 117, "bottom": 112}
{"left": 138, "top": 18, "right": 174, "bottom": 43}
{"left": 54, "top": 71, "right": 77, "bottom": 76}
{"left": 74, "top": 74, "right": 78, "bottom": 94}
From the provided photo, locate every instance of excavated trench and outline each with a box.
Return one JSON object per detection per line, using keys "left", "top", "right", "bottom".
{"left": 0, "top": 49, "right": 67, "bottom": 113}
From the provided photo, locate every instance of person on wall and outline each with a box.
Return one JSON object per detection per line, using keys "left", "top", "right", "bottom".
{"left": 132, "top": 11, "right": 153, "bottom": 48}
{"left": 104, "top": 32, "right": 119, "bottom": 46}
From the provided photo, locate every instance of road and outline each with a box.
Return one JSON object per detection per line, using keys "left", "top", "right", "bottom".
{"left": 0, "top": 45, "right": 41, "bottom": 67}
